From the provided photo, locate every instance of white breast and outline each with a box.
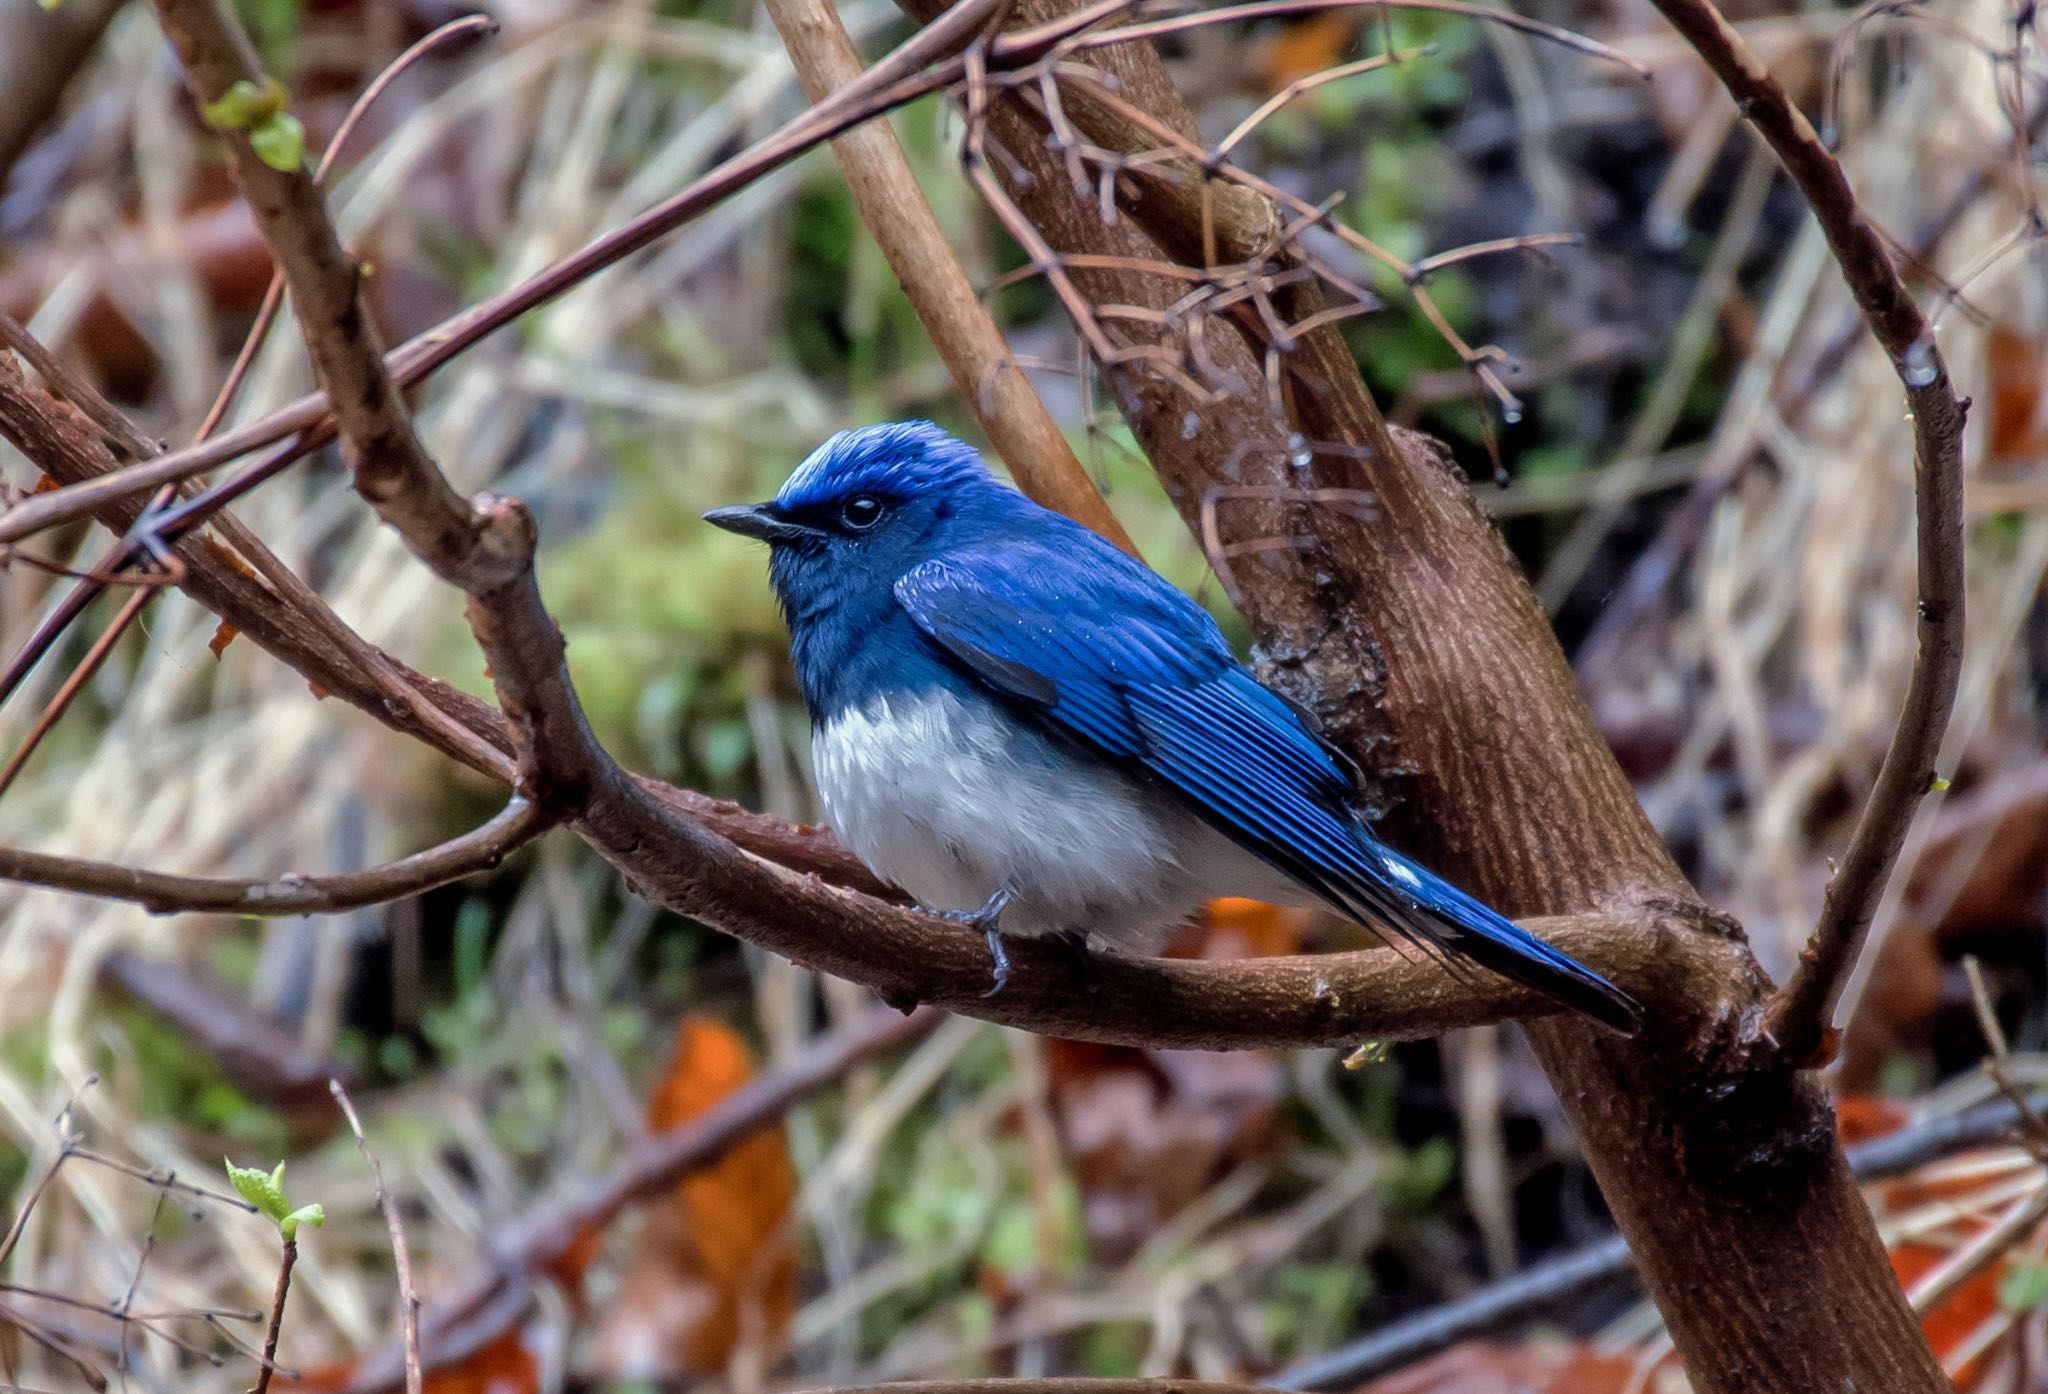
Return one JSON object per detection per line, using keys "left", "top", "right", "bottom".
{"left": 811, "top": 689, "right": 1299, "bottom": 954}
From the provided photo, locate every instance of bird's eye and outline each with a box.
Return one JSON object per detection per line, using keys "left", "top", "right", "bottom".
{"left": 840, "top": 494, "right": 885, "bottom": 531}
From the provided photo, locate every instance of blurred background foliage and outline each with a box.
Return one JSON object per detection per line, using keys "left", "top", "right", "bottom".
{"left": 0, "top": 0, "right": 2044, "bottom": 1387}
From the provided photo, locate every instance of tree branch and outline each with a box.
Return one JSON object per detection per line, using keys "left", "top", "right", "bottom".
{"left": 763, "top": 0, "right": 1136, "bottom": 553}
{"left": 332, "top": 1083, "right": 424, "bottom": 1394}
{"left": 151, "top": 0, "right": 517, "bottom": 591}
{"left": 0, "top": 799, "right": 551, "bottom": 916}
{"left": 902, "top": 1, "right": 1948, "bottom": 1387}
{"left": 0, "top": 0, "right": 1037, "bottom": 548}
{"left": 9, "top": 0, "right": 1698, "bottom": 1054}
{"left": 1274, "top": 1087, "right": 2048, "bottom": 1389}
{"left": 1637, "top": 0, "right": 1968, "bottom": 1067}
{"left": 156, "top": 0, "right": 690, "bottom": 814}
{"left": 0, "top": 346, "right": 882, "bottom": 893}
{"left": 580, "top": 758, "right": 1699, "bottom": 1047}
{"left": 342, "top": 1005, "right": 942, "bottom": 1394}
{"left": 0, "top": 311, "right": 158, "bottom": 461}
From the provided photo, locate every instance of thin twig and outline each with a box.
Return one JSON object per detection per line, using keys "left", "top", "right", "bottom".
{"left": 0, "top": 798, "right": 552, "bottom": 915}
{"left": 1274, "top": 1087, "right": 2048, "bottom": 1388}
{"left": 0, "top": 583, "right": 153, "bottom": 798}
{"left": 0, "top": 311, "right": 159, "bottom": 459}
{"left": 1637, "top": 0, "right": 1971, "bottom": 1067}
{"left": 762, "top": 0, "right": 1135, "bottom": 551}
{"left": 249, "top": 1240, "right": 297, "bottom": 1394}
{"left": 342, "top": 1006, "right": 942, "bottom": 1393}
{"left": 1075, "top": 0, "right": 1653, "bottom": 77}
{"left": 1963, "top": 956, "right": 2048, "bottom": 1160}
{"left": 1213, "top": 49, "right": 1426, "bottom": 161}
{"left": 331, "top": 1082, "right": 422, "bottom": 1394}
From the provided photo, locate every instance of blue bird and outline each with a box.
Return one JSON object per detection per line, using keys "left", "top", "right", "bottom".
{"left": 706, "top": 421, "right": 1641, "bottom": 1033}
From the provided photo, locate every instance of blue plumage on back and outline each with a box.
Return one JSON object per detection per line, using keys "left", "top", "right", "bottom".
{"left": 708, "top": 422, "right": 1641, "bottom": 1033}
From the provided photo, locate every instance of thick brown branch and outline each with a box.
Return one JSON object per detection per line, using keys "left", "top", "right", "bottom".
{"left": 914, "top": 1, "right": 1949, "bottom": 1387}
{"left": 0, "top": 800, "right": 552, "bottom": 915}
{"left": 0, "top": 311, "right": 158, "bottom": 461}
{"left": 1641, "top": 0, "right": 1968, "bottom": 1067}
{"left": 577, "top": 766, "right": 1691, "bottom": 1048}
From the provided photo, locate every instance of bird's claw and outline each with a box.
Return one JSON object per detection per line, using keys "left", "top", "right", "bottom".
{"left": 927, "top": 883, "right": 1017, "bottom": 997}
{"left": 981, "top": 923, "right": 1012, "bottom": 998}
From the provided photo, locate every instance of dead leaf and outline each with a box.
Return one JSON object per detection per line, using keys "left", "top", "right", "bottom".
{"left": 1255, "top": 12, "right": 1364, "bottom": 89}
{"left": 1047, "top": 902, "right": 1288, "bottom": 1258}
{"left": 1891, "top": 1239, "right": 2005, "bottom": 1388}
{"left": 593, "top": 1018, "right": 797, "bottom": 1379}
{"left": 1986, "top": 322, "right": 2048, "bottom": 466}
{"left": 209, "top": 621, "right": 239, "bottom": 659}
{"left": 1835, "top": 1094, "right": 1910, "bottom": 1146}
{"left": 294, "top": 1329, "right": 537, "bottom": 1394}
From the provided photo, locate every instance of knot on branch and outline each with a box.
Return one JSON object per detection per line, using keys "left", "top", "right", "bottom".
{"left": 453, "top": 492, "right": 538, "bottom": 597}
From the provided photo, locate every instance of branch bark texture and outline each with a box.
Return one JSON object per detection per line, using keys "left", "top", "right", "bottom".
{"left": 0, "top": 4, "right": 1966, "bottom": 1388}
{"left": 887, "top": 1, "right": 1948, "bottom": 1388}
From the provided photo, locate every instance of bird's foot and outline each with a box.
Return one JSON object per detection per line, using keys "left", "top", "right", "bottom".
{"left": 981, "top": 923, "right": 1012, "bottom": 998}
{"left": 926, "top": 883, "right": 1018, "bottom": 997}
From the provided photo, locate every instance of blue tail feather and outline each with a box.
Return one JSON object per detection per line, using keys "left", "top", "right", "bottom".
{"left": 1351, "top": 844, "right": 1642, "bottom": 1034}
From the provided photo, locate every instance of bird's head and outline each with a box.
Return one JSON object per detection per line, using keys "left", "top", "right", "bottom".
{"left": 706, "top": 421, "right": 1009, "bottom": 623}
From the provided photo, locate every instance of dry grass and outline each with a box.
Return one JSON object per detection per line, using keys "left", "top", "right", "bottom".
{"left": 1, "top": 0, "right": 2044, "bottom": 1387}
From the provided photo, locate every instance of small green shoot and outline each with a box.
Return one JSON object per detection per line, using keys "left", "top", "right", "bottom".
{"left": 225, "top": 1158, "right": 325, "bottom": 1241}
{"left": 200, "top": 77, "right": 306, "bottom": 172}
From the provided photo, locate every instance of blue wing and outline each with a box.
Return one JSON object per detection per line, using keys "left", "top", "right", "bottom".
{"left": 893, "top": 542, "right": 1641, "bottom": 1033}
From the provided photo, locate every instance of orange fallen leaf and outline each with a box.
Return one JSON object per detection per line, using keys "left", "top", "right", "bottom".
{"left": 1200, "top": 897, "right": 1314, "bottom": 958}
{"left": 540, "top": 1220, "right": 605, "bottom": 1299}
{"left": 420, "top": 1330, "right": 539, "bottom": 1394}
{"left": 1256, "top": 11, "right": 1364, "bottom": 89}
{"left": 1835, "top": 1094, "right": 1910, "bottom": 1146}
{"left": 594, "top": 1017, "right": 797, "bottom": 1379}
{"left": 294, "top": 1329, "right": 537, "bottom": 1394}
{"left": 1891, "top": 1238, "right": 2005, "bottom": 1389}
{"left": 1986, "top": 322, "right": 2048, "bottom": 465}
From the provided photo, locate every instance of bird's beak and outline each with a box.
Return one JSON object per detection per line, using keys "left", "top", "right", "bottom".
{"left": 703, "top": 502, "right": 817, "bottom": 543}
